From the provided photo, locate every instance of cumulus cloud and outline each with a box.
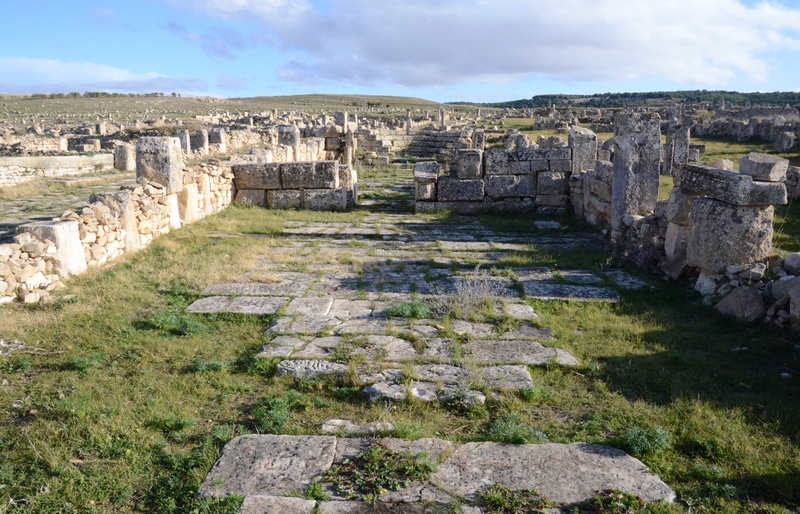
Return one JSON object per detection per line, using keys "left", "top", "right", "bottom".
{"left": 0, "top": 57, "right": 206, "bottom": 94}
{"left": 168, "top": 0, "right": 800, "bottom": 88}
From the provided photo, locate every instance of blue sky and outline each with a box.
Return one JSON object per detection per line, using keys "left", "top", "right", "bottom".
{"left": 1, "top": 0, "right": 799, "bottom": 102}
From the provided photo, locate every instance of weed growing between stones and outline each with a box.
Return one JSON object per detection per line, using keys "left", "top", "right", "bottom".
{"left": 485, "top": 414, "right": 549, "bottom": 444}
{"left": 325, "top": 441, "right": 437, "bottom": 503}
{"left": 476, "top": 484, "right": 553, "bottom": 514}
{"left": 384, "top": 299, "right": 430, "bottom": 319}
{"left": 585, "top": 489, "right": 645, "bottom": 514}
{"left": 136, "top": 309, "right": 208, "bottom": 336}
{"left": 250, "top": 391, "right": 328, "bottom": 434}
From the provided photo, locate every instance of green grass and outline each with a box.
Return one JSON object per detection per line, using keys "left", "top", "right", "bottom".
{"left": 1, "top": 179, "right": 799, "bottom": 513}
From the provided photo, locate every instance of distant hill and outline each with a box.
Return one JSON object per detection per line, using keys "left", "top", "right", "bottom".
{"left": 453, "top": 91, "right": 800, "bottom": 109}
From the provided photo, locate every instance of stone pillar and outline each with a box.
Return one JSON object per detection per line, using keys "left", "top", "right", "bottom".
{"left": 114, "top": 144, "right": 136, "bottom": 171}
{"left": 569, "top": 126, "right": 598, "bottom": 175}
{"left": 407, "top": 109, "right": 413, "bottom": 134}
{"left": 610, "top": 112, "right": 661, "bottom": 233}
{"left": 191, "top": 130, "right": 209, "bottom": 155}
{"left": 210, "top": 128, "right": 227, "bottom": 152}
{"left": 472, "top": 130, "right": 486, "bottom": 151}
{"left": 175, "top": 129, "right": 191, "bottom": 155}
{"left": 96, "top": 123, "right": 107, "bottom": 136}
{"left": 136, "top": 137, "right": 184, "bottom": 194}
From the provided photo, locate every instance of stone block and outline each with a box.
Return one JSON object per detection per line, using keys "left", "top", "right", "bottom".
{"left": 665, "top": 188, "right": 694, "bottom": 225}
{"left": 437, "top": 177, "right": 484, "bottom": 201}
{"left": 676, "top": 164, "right": 787, "bottom": 206}
{"left": 664, "top": 222, "right": 688, "bottom": 258}
{"left": 549, "top": 159, "right": 572, "bottom": 173}
{"left": 472, "top": 130, "right": 486, "bottom": 150}
{"left": 278, "top": 125, "right": 301, "bottom": 147}
{"left": 178, "top": 183, "right": 199, "bottom": 224}
{"left": 774, "top": 132, "right": 796, "bottom": 154}
{"left": 114, "top": 144, "right": 135, "bottom": 171}
{"left": 413, "top": 161, "right": 439, "bottom": 182}
{"left": 484, "top": 149, "right": 509, "bottom": 175}
{"left": 89, "top": 190, "right": 140, "bottom": 252}
{"left": 136, "top": 137, "right": 184, "bottom": 194}
{"left": 267, "top": 190, "right": 303, "bottom": 209}
{"left": 338, "top": 165, "right": 357, "bottom": 208}
{"left": 235, "top": 190, "right": 268, "bottom": 208}
{"left": 191, "top": 130, "right": 209, "bottom": 154}
{"left": 209, "top": 128, "right": 227, "bottom": 145}
{"left": 611, "top": 112, "right": 661, "bottom": 230}
{"left": 416, "top": 182, "right": 437, "bottom": 201}
{"left": 175, "top": 129, "right": 190, "bottom": 154}
{"left": 687, "top": 198, "right": 774, "bottom": 274}
{"left": 233, "top": 163, "right": 282, "bottom": 190}
{"left": 510, "top": 161, "right": 531, "bottom": 175}
{"left": 281, "top": 161, "right": 339, "bottom": 190}
{"left": 536, "top": 194, "right": 569, "bottom": 207}
{"left": 456, "top": 149, "right": 483, "bottom": 179}
{"left": 537, "top": 172, "right": 566, "bottom": 195}
{"left": 166, "top": 193, "right": 181, "bottom": 229}
{"left": 588, "top": 177, "right": 612, "bottom": 203}
{"left": 21, "top": 220, "right": 86, "bottom": 277}
{"left": 517, "top": 148, "right": 571, "bottom": 160}
{"left": 304, "top": 188, "right": 347, "bottom": 211}
{"left": 739, "top": 152, "right": 789, "bottom": 182}
{"left": 569, "top": 126, "right": 598, "bottom": 174}
{"left": 485, "top": 175, "right": 533, "bottom": 199}
{"left": 529, "top": 159, "right": 549, "bottom": 172}
{"left": 715, "top": 287, "right": 766, "bottom": 323}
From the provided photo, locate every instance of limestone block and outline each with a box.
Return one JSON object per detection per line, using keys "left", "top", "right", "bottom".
{"left": 687, "top": 198, "right": 774, "bottom": 274}
{"left": 588, "top": 177, "right": 612, "bottom": 203}
{"left": 569, "top": 126, "right": 598, "bottom": 174}
{"left": 21, "top": 220, "right": 86, "bottom": 277}
{"left": 89, "top": 190, "right": 140, "bottom": 252}
{"left": 304, "top": 188, "right": 347, "bottom": 211}
{"left": 338, "top": 165, "right": 358, "bottom": 208}
{"left": 536, "top": 194, "right": 569, "bottom": 207}
{"left": 715, "top": 287, "right": 766, "bottom": 323}
{"left": 136, "top": 137, "right": 184, "bottom": 194}
{"left": 509, "top": 161, "right": 531, "bottom": 175}
{"left": 664, "top": 222, "right": 689, "bottom": 258}
{"left": 233, "top": 163, "right": 282, "bottom": 190}
{"left": 484, "top": 149, "right": 509, "bottom": 175}
{"left": 665, "top": 188, "right": 694, "bottom": 225}
{"left": 739, "top": 152, "right": 789, "bottom": 182}
{"left": 774, "top": 132, "right": 796, "bottom": 154}
{"left": 529, "top": 159, "right": 549, "bottom": 172}
{"left": 676, "top": 164, "right": 787, "bottom": 206}
{"left": 414, "top": 161, "right": 439, "bottom": 183}
{"left": 456, "top": 149, "right": 483, "bottom": 179}
{"left": 178, "top": 183, "right": 199, "bottom": 224}
{"left": 114, "top": 144, "right": 135, "bottom": 171}
{"left": 416, "top": 182, "right": 437, "bottom": 201}
{"left": 517, "top": 148, "right": 571, "bottom": 160}
{"left": 472, "top": 130, "right": 486, "bottom": 151}
{"left": 611, "top": 112, "right": 661, "bottom": 230}
{"left": 281, "top": 161, "right": 339, "bottom": 190}
{"left": 549, "top": 159, "right": 572, "bottom": 173}
{"left": 484, "top": 175, "right": 533, "bottom": 199}
{"left": 268, "top": 190, "right": 303, "bottom": 210}
{"left": 191, "top": 130, "right": 209, "bottom": 154}
{"left": 165, "top": 194, "right": 181, "bottom": 229}
{"left": 278, "top": 125, "right": 301, "bottom": 147}
{"left": 437, "top": 177, "right": 484, "bottom": 201}
{"left": 175, "top": 129, "right": 190, "bottom": 154}
{"left": 235, "top": 190, "right": 268, "bottom": 208}
{"left": 537, "top": 172, "right": 566, "bottom": 196}
{"left": 209, "top": 128, "right": 227, "bottom": 145}
{"left": 710, "top": 159, "right": 734, "bottom": 171}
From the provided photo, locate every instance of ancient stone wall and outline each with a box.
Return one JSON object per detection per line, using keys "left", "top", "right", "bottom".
{"left": 0, "top": 154, "right": 115, "bottom": 187}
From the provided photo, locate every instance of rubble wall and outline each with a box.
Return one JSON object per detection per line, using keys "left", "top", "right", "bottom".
{"left": 0, "top": 154, "right": 115, "bottom": 187}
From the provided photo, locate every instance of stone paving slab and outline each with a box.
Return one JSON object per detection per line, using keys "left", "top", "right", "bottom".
{"left": 286, "top": 297, "right": 334, "bottom": 316}
{"left": 430, "top": 441, "right": 676, "bottom": 505}
{"left": 185, "top": 296, "right": 289, "bottom": 315}
{"left": 462, "top": 340, "right": 578, "bottom": 367}
{"left": 604, "top": 269, "right": 651, "bottom": 290}
{"left": 199, "top": 435, "right": 337, "bottom": 498}
{"left": 478, "top": 365, "right": 534, "bottom": 390}
{"left": 499, "top": 322, "right": 555, "bottom": 341}
{"left": 276, "top": 360, "right": 349, "bottom": 380}
{"left": 202, "top": 436, "right": 675, "bottom": 509}
{"left": 202, "top": 278, "right": 312, "bottom": 297}
{"left": 521, "top": 282, "right": 619, "bottom": 302}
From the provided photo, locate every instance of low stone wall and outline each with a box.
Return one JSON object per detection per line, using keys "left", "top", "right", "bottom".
{"left": 232, "top": 161, "right": 357, "bottom": 211}
{"left": 0, "top": 154, "right": 115, "bottom": 187}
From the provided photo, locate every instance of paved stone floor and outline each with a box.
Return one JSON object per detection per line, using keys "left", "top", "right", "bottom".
{"left": 185, "top": 169, "right": 667, "bottom": 512}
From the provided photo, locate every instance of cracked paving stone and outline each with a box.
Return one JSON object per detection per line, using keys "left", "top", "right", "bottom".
{"left": 478, "top": 365, "right": 534, "bottom": 390}
{"left": 291, "top": 336, "right": 342, "bottom": 359}
{"left": 604, "top": 268, "right": 650, "bottom": 290}
{"left": 186, "top": 296, "right": 288, "bottom": 315}
{"left": 462, "top": 340, "right": 578, "bottom": 367}
{"left": 286, "top": 297, "right": 334, "bottom": 316}
{"left": 413, "top": 364, "right": 473, "bottom": 384}
{"left": 284, "top": 315, "right": 340, "bottom": 335}
{"left": 257, "top": 336, "right": 309, "bottom": 358}
{"left": 499, "top": 321, "right": 555, "bottom": 342}
{"left": 521, "top": 282, "right": 619, "bottom": 302}
{"left": 276, "top": 360, "right": 349, "bottom": 380}
{"left": 363, "top": 381, "right": 407, "bottom": 402}
{"left": 241, "top": 496, "right": 316, "bottom": 514}
{"left": 446, "top": 320, "right": 495, "bottom": 338}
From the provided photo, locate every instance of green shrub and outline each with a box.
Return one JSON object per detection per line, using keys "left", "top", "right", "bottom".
{"left": 618, "top": 426, "right": 672, "bottom": 458}
{"left": 486, "top": 415, "right": 549, "bottom": 444}
{"left": 139, "top": 310, "right": 207, "bottom": 336}
{"left": 384, "top": 300, "right": 430, "bottom": 319}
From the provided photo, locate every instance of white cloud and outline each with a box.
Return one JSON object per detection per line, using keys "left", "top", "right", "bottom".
{"left": 0, "top": 57, "right": 206, "bottom": 94}
{"left": 169, "top": 0, "right": 800, "bottom": 88}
